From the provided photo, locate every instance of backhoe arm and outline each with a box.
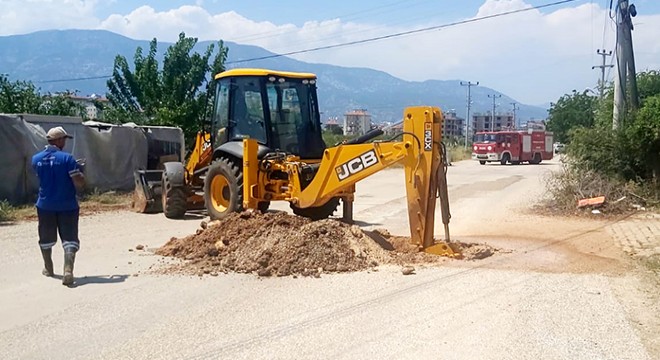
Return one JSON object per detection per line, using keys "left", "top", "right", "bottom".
{"left": 290, "top": 106, "right": 456, "bottom": 255}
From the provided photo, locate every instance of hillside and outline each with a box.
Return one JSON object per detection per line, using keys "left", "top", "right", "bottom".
{"left": 0, "top": 29, "right": 548, "bottom": 123}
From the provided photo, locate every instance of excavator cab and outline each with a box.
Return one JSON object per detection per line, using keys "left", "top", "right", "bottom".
{"left": 210, "top": 69, "right": 326, "bottom": 160}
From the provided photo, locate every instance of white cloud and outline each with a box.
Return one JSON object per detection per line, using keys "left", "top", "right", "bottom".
{"left": 2, "top": 0, "right": 659, "bottom": 104}
{"left": 0, "top": 0, "right": 100, "bottom": 35}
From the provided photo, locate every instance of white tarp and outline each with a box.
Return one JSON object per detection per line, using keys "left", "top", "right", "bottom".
{"left": 0, "top": 114, "right": 184, "bottom": 205}
{"left": 0, "top": 116, "right": 48, "bottom": 204}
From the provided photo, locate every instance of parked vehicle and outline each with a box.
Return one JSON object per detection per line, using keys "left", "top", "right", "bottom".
{"left": 471, "top": 130, "right": 554, "bottom": 165}
{"left": 554, "top": 142, "right": 565, "bottom": 154}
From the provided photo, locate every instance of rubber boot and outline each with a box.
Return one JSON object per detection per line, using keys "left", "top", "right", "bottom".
{"left": 62, "top": 251, "right": 76, "bottom": 286}
{"left": 41, "top": 249, "right": 54, "bottom": 277}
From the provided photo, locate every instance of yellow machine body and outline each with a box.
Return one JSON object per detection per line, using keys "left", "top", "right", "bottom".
{"left": 201, "top": 68, "right": 457, "bottom": 256}
{"left": 240, "top": 106, "right": 457, "bottom": 257}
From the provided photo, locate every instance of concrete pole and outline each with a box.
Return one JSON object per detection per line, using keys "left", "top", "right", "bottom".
{"left": 592, "top": 49, "right": 613, "bottom": 98}
{"left": 460, "top": 81, "right": 479, "bottom": 148}
{"left": 613, "top": 0, "right": 638, "bottom": 129}
{"left": 488, "top": 94, "right": 501, "bottom": 131}
{"left": 510, "top": 102, "right": 519, "bottom": 129}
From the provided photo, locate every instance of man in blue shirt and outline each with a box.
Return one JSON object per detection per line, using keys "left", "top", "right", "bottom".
{"left": 32, "top": 126, "right": 85, "bottom": 286}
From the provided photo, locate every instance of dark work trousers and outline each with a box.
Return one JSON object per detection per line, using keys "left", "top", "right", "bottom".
{"left": 37, "top": 208, "right": 80, "bottom": 253}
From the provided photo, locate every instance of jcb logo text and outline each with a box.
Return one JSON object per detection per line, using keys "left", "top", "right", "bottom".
{"left": 336, "top": 150, "right": 379, "bottom": 181}
{"left": 424, "top": 123, "right": 433, "bottom": 151}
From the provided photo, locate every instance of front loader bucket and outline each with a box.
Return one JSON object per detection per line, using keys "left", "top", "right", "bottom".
{"left": 132, "top": 170, "right": 164, "bottom": 213}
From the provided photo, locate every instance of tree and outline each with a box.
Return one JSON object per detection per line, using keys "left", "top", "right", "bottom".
{"left": 39, "top": 91, "right": 86, "bottom": 117}
{"left": 0, "top": 74, "right": 42, "bottom": 114}
{"left": 546, "top": 90, "right": 597, "bottom": 143}
{"left": 637, "top": 70, "right": 660, "bottom": 104}
{"left": 565, "top": 70, "right": 660, "bottom": 185}
{"left": 0, "top": 75, "right": 86, "bottom": 118}
{"left": 106, "top": 32, "right": 228, "bottom": 145}
{"left": 627, "top": 94, "right": 660, "bottom": 183}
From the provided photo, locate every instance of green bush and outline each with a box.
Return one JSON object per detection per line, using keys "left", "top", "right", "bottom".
{"left": 0, "top": 200, "right": 16, "bottom": 222}
{"left": 544, "top": 70, "right": 660, "bottom": 214}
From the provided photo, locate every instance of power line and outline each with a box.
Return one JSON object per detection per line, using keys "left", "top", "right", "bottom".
{"left": 226, "top": 0, "right": 427, "bottom": 44}
{"left": 226, "top": 0, "right": 579, "bottom": 65}
{"left": 37, "top": 75, "right": 112, "bottom": 84}
{"left": 35, "top": 0, "right": 579, "bottom": 84}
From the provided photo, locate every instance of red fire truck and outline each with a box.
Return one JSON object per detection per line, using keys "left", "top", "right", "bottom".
{"left": 471, "top": 130, "right": 554, "bottom": 165}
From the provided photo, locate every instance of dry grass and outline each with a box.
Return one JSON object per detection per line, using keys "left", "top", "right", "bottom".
{"left": 0, "top": 190, "right": 133, "bottom": 223}
{"left": 448, "top": 146, "right": 472, "bottom": 162}
{"left": 643, "top": 255, "right": 660, "bottom": 274}
{"left": 540, "top": 164, "right": 658, "bottom": 216}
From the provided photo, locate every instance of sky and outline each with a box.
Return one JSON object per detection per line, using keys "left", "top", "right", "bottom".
{"left": 1, "top": 0, "right": 659, "bottom": 105}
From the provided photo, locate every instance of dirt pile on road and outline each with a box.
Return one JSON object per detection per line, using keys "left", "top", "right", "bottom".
{"left": 156, "top": 210, "right": 390, "bottom": 277}
{"left": 156, "top": 211, "right": 498, "bottom": 277}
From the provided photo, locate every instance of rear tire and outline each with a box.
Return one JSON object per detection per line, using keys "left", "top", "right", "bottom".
{"left": 530, "top": 153, "right": 542, "bottom": 164}
{"left": 204, "top": 158, "right": 243, "bottom": 220}
{"left": 162, "top": 172, "right": 187, "bottom": 219}
{"left": 291, "top": 197, "right": 340, "bottom": 220}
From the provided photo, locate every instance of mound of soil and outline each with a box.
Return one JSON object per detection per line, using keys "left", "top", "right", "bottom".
{"left": 155, "top": 210, "right": 499, "bottom": 277}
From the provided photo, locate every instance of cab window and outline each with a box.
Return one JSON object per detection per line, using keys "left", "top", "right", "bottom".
{"left": 212, "top": 79, "right": 230, "bottom": 145}
{"left": 228, "top": 77, "right": 267, "bottom": 143}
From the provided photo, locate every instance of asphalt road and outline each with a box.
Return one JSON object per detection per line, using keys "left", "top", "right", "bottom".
{"left": 0, "top": 158, "right": 656, "bottom": 359}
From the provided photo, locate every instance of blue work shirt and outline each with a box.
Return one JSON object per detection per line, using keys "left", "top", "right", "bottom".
{"left": 32, "top": 145, "right": 82, "bottom": 212}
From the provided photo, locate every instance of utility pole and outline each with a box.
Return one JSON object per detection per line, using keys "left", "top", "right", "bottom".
{"left": 613, "top": 0, "right": 639, "bottom": 129}
{"left": 510, "top": 102, "right": 519, "bottom": 129}
{"left": 592, "top": 49, "right": 613, "bottom": 98}
{"left": 460, "top": 81, "right": 479, "bottom": 148}
{"left": 488, "top": 94, "right": 501, "bottom": 131}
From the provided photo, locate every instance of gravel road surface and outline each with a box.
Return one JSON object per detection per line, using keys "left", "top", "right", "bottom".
{"left": 1, "top": 158, "right": 657, "bottom": 359}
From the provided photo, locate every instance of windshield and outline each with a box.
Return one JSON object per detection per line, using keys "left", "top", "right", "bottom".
{"left": 473, "top": 133, "right": 499, "bottom": 143}
{"left": 212, "top": 75, "right": 325, "bottom": 158}
{"left": 227, "top": 77, "right": 268, "bottom": 143}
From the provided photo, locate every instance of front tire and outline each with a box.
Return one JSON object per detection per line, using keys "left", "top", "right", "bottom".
{"left": 204, "top": 158, "right": 243, "bottom": 220}
{"left": 162, "top": 172, "right": 187, "bottom": 219}
{"left": 479, "top": 160, "right": 486, "bottom": 165}
{"left": 500, "top": 153, "right": 510, "bottom": 165}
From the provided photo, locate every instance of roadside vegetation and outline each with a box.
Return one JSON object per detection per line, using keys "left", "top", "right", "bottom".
{"left": 545, "top": 70, "right": 660, "bottom": 214}
{"left": 0, "top": 200, "right": 18, "bottom": 222}
{"left": 0, "top": 191, "right": 132, "bottom": 223}
{"left": 0, "top": 75, "right": 89, "bottom": 118}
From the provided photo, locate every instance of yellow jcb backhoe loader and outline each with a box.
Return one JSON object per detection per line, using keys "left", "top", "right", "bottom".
{"left": 202, "top": 68, "right": 458, "bottom": 256}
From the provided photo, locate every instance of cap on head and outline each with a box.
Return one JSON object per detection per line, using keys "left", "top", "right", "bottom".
{"left": 46, "top": 126, "right": 73, "bottom": 141}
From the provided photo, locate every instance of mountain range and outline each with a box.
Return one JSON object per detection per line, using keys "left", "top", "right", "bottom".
{"left": 0, "top": 29, "right": 549, "bottom": 124}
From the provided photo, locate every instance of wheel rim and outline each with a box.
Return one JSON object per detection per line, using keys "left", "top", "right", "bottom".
{"left": 210, "top": 174, "right": 230, "bottom": 212}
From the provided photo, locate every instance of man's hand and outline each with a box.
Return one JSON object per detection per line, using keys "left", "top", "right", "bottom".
{"left": 76, "top": 158, "right": 86, "bottom": 173}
